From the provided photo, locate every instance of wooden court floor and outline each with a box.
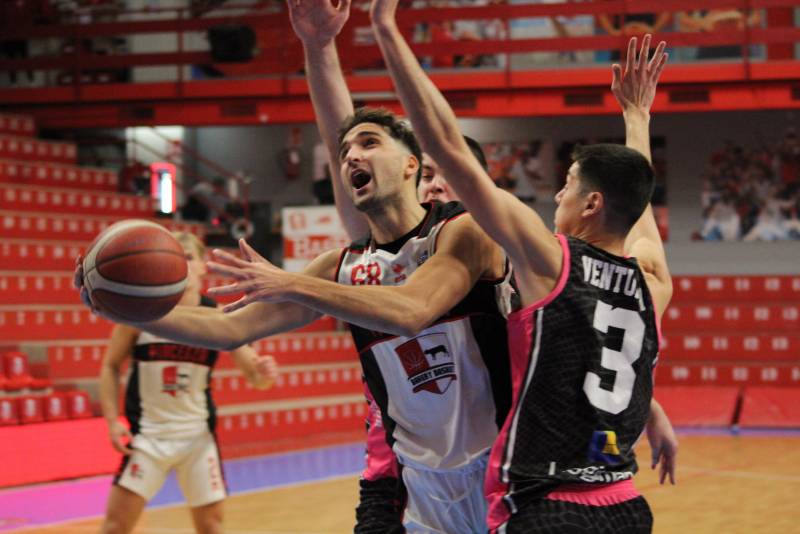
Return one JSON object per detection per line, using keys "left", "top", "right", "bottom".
{"left": 28, "top": 434, "right": 800, "bottom": 534}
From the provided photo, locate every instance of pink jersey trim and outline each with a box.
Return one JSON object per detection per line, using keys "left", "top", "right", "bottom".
{"left": 545, "top": 479, "right": 640, "bottom": 506}
{"left": 361, "top": 382, "right": 399, "bottom": 481}
{"left": 507, "top": 234, "right": 571, "bottom": 321}
{"left": 486, "top": 233, "right": 571, "bottom": 530}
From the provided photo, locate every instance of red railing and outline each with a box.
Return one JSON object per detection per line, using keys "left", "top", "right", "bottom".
{"left": 1, "top": 1, "right": 797, "bottom": 87}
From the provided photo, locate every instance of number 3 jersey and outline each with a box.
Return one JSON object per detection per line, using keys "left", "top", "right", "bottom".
{"left": 486, "top": 235, "right": 659, "bottom": 523}
{"left": 336, "top": 202, "right": 513, "bottom": 471}
{"left": 125, "top": 295, "right": 220, "bottom": 440}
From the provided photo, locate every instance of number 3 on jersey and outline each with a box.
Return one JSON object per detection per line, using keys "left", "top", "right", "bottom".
{"left": 583, "top": 300, "right": 645, "bottom": 415}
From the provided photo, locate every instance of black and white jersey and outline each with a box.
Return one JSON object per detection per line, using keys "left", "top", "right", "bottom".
{"left": 336, "top": 202, "right": 513, "bottom": 471}
{"left": 125, "top": 295, "right": 220, "bottom": 440}
{"left": 487, "top": 235, "right": 659, "bottom": 522}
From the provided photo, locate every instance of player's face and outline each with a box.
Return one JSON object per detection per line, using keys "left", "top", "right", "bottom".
{"left": 338, "top": 123, "right": 417, "bottom": 212}
{"left": 182, "top": 244, "right": 206, "bottom": 295}
{"left": 417, "top": 153, "right": 459, "bottom": 204}
{"left": 553, "top": 162, "right": 584, "bottom": 234}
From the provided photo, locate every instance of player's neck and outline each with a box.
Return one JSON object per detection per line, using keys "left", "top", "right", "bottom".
{"left": 573, "top": 229, "right": 626, "bottom": 257}
{"left": 366, "top": 200, "right": 427, "bottom": 245}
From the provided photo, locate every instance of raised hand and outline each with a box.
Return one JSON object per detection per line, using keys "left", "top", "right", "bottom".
{"left": 206, "top": 239, "right": 295, "bottom": 312}
{"left": 287, "top": 0, "right": 351, "bottom": 48}
{"left": 611, "top": 34, "right": 668, "bottom": 115}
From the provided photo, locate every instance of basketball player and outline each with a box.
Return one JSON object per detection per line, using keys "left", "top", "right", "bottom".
{"left": 290, "top": 2, "right": 676, "bottom": 526}
{"left": 366, "top": 0, "right": 673, "bottom": 527}
{"left": 97, "top": 232, "right": 278, "bottom": 534}
{"left": 78, "top": 108, "right": 514, "bottom": 532}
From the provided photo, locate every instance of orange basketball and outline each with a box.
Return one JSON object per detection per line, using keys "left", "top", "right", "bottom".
{"left": 83, "top": 220, "right": 188, "bottom": 322}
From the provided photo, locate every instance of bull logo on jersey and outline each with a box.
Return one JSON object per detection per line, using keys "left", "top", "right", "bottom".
{"left": 395, "top": 334, "right": 457, "bottom": 394}
{"left": 162, "top": 365, "right": 190, "bottom": 397}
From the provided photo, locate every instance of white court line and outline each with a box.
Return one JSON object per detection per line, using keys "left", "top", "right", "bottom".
{"left": 3, "top": 473, "right": 359, "bottom": 534}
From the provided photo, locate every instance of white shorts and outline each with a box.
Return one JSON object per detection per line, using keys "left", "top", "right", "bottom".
{"left": 402, "top": 454, "right": 489, "bottom": 534}
{"left": 115, "top": 431, "right": 226, "bottom": 507}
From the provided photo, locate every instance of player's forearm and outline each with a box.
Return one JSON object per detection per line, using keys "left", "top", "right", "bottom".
{"left": 288, "top": 274, "right": 426, "bottom": 337}
{"left": 371, "top": 20, "right": 469, "bottom": 184}
{"left": 623, "top": 108, "right": 652, "bottom": 163}
{"left": 303, "top": 43, "right": 368, "bottom": 239}
{"left": 98, "top": 363, "right": 121, "bottom": 425}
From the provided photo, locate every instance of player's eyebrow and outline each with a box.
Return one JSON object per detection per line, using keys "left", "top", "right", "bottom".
{"left": 338, "top": 130, "right": 383, "bottom": 160}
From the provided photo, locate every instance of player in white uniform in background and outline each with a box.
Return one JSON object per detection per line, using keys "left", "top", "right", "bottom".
{"left": 98, "top": 232, "right": 277, "bottom": 534}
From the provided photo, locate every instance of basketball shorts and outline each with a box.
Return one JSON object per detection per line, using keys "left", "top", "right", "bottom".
{"left": 402, "top": 454, "right": 488, "bottom": 534}
{"left": 114, "top": 431, "right": 226, "bottom": 507}
{"left": 502, "top": 495, "right": 653, "bottom": 534}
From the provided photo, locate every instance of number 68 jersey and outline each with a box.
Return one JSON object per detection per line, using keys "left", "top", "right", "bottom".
{"left": 336, "top": 202, "right": 513, "bottom": 472}
{"left": 487, "top": 234, "right": 659, "bottom": 517}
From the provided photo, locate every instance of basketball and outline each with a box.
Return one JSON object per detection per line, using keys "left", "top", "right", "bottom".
{"left": 82, "top": 220, "right": 188, "bottom": 322}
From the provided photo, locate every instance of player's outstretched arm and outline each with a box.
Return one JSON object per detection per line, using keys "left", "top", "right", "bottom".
{"left": 75, "top": 254, "right": 331, "bottom": 351}
{"left": 612, "top": 35, "right": 673, "bottom": 316}
{"left": 209, "top": 217, "right": 502, "bottom": 337}
{"left": 98, "top": 324, "right": 138, "bottom": 455}
{"left": 368, "top": 0, "right": 561, "bottom": 285}
{"left": 287, "top": 0, "right": 368, "bottom": 240}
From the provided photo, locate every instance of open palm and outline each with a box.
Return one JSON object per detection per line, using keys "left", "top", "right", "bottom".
{"left": 611, "top": 35, "right": 668, "bottom": 113}
{"left": 287, "top": 0, "right": 351, "bottom": 47}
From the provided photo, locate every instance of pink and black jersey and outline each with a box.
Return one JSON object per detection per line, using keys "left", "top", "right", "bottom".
{"left": 336, "top": 202, "right": 513, "bottom": 472}
{"left": 487, "top": 235, "right": 659, "bottom": 529}
{"left": 126, "top": 295, "right": 220, "bottom": 440}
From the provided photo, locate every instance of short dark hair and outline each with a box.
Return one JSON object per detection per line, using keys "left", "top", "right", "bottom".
{"left": 571, "top": 143, "right": 654, "bottom": 235}
{"left": 338, "top": 107, "right": 422, "bottom": 183}
{"left": 463, "top": 135, "right": 488, "bottom": 172}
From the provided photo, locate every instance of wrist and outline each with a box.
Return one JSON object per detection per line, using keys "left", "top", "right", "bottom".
{"left": 372, "top": 18, "right": 399, "bottom": 37}
{"left": 623, "top": 108, "right": 651, "bottom": 123}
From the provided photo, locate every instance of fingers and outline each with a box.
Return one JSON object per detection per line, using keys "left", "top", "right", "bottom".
{"left": 239, "top": 239, "right": 266, "bottom": 263}
{"left": 222, "top": 295, "right": 256, "bottom": 313}
{"left": 73, "top": 255, "right": 84, "bottom": 289}
{"left": 625, "top": 36, "right": 636, "bottom": 74}
{"left": 651, "top": 446, "right": 660, "bottom": 469}
{"left": 211, "top": 248, "right": 250, "bottom": 268}
{"left": 206, "top": 261, "right": 243, "bottom": 279}
{"left": 649, "top": 40, "right": 667, "bottom": 70}
{"left": 206, "top": 282, "right": 246, "bottom": 296}
{"left": 637, "top": 34, "right": 651, "bottom": 74}
{"left": 651, "top": 52, "right": 668, "bottom": 83}
{"left": 611, "top": 63, "right": 623, "bottom": 91}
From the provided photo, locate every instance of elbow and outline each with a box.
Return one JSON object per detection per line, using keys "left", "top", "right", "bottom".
{"left": 395, "top": 310, "right": 431, "bottom": 338}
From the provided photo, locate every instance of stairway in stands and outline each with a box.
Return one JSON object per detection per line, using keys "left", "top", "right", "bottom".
{"left": 0, "top": 113, "right": 365, "bottom": 489}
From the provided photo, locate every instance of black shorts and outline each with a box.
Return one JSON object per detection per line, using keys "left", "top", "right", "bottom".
{"left": 505, "top": 496, "right": 653, "bottom": 534}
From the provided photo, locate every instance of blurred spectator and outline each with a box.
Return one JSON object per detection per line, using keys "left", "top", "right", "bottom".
{"left": 509, "top": 0, "right": 595, "bottom": 67}
{"left": 698, "top": 130, "right": 800, "bottom": 241}
{"left": 597, "top": 11, "right": 672, "bottom": 61}
{"left": 677, "top": 9, "right": 763, "bottom": 61}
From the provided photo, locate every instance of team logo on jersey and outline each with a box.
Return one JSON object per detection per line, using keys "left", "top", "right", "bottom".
{"left": 588, "top": 430, "right": 622, "bottom": 465}
{"left": 129, "top": 463, "right": 143, "bottom": 479}
{"left": 395, "top": 333, "right": 457, "bottom": 394}
{"left": 162, "top": 365, "right": 190, "bottom": 397}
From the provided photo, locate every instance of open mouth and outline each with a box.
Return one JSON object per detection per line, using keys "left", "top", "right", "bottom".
{"left": 350, "top": 169, "right": 372, "bottom": 190}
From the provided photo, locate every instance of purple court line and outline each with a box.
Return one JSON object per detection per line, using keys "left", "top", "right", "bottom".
{"left": 0, "top": 442, "right": 366, "bottom": 532}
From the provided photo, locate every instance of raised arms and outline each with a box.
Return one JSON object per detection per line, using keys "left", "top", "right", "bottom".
{"left": 287, "top": 0, "right": 369, "bottom": 240}
{"left": 368, "top": 0, "right": 562, "bottom": 304}
{"left": 611, "top": 35, "right": 673, "bottom": 317}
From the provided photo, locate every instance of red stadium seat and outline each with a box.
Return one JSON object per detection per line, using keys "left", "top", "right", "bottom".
{"left": 0, "top": 159, "right": 117, "bottom": 191}
{"left": 65, "top": 390, "right": 93, "bottom": 419}
{"left": 43, "top": 393, "right": 69, "bottom": 422}
{"left": 0, "top": 398, "right": 18, "bottom": 426}
{"left": 17, "top": 396, "right": 44, "bottom": 424}
{"left": 2, "top": 351, "right": 33, "bottom": 390}
{"left": 0, "top": 134, "right": 76, "bottom": 164}
{"left": 0, "top": 113, "right": 36, "bottom": 137}
{"left": 0, "top": 184, "right": 155, "bottom": 217}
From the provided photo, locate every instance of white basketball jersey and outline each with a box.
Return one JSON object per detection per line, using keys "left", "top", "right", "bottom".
{"left": 125, "top": 296, "right": 220, "bottom": 440}
{"left": 336, "top": 202, "right": 513, "bottom": 471}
